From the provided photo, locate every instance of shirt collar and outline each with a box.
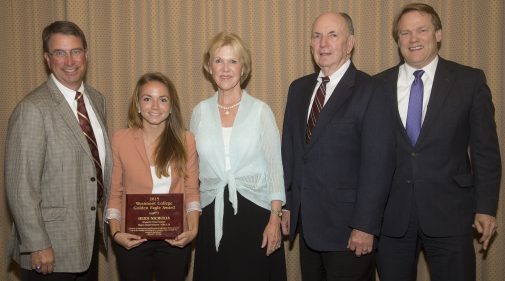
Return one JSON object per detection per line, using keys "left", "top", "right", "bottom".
{"left": 317, "top": 59, "right": 351, "bottom": 83}
{"left": 50, "top": 74, "right": 85, "bottom": 99}
{"left": 401, "top": 56, "right": 439, "bottom": 80}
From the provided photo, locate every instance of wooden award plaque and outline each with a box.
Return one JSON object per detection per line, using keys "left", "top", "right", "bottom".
{"left": 125, "top": 193, "right": 183, "bottom": 240}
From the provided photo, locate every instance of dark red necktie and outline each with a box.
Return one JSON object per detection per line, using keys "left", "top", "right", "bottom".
{"left": 75, "top": 91, "right": 103, "bottom": 202}
{"left": 306, "top": 76, "right": 330, "bottom": 143}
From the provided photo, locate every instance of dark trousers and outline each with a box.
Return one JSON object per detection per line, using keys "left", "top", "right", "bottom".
{"left": 22, "top": 222, "right": 99, "bottom": 281}
{"left": 193, "top": 187, "right": 287, "bottom": 281}
{"left": 376, "top": 205, "right": 475, "bottom": 281}
{"left": 113, "top": 240, "right": 191, "bottom": 281}
{"left": 299, "top": 233, "right": 375, "bottom": 281}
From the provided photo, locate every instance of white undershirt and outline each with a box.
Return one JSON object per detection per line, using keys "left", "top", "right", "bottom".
{"left": 150, "top": 166, "right": 171, "bottom": 194}
{"left": 221, "top": 127, "right": 232, "bottom": 171}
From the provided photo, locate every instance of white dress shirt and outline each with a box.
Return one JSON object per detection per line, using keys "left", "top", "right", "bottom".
{"left": 50, "top": 74, "right": 106, "bottom": 168}
{"left": 397, "top": 56, "right": 439, "bottom": 127}
{"left": 307, "top": 59, "right": 351, "bottom": 121}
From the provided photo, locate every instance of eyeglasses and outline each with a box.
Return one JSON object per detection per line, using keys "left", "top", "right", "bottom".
{"left": 47, "top": 48, "right": 85, "bottom": 58}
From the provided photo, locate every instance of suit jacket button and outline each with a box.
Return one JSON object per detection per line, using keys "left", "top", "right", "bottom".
{"left": 91, "top": 206, "right": 96, "bottom": 211}
{"left": 410, "top": 152, "right": 417, "bottom": 157}
{"left": 406, "top": 180, "right": 412, "bottom": 184}
{"left": 90, "top": 177, "right": 96, "bottom": 182}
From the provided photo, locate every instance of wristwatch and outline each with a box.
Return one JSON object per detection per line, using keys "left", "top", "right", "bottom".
{"left": 272, "top": 209, "right": 283, "bottom": 218}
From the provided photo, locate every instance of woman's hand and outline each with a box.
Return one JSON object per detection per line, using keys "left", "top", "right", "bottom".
{"left": 261, "top": 214, "right": 282, "bottom": 256}
{"left": 113, "top": 232, "right": 147, "bottom": 250}
{"left": 167, "top": 209, "right": 200, "bottom": 248}
{"left": 166, "top": 228, "right": 198, "bottom": 248}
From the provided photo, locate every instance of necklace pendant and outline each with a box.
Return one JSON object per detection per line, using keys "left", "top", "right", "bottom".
{"left": 217, "top": 97, "right": 241, "bottom": 116}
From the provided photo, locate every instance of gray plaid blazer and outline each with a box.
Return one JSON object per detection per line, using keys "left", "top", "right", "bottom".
{"left": 5, "top": 78, "right": 112, "bottom": 273}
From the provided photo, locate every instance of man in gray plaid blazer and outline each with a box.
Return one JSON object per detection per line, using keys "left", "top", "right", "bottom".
{"left": 5, "top": 21, "right": 112, "bottom": 280}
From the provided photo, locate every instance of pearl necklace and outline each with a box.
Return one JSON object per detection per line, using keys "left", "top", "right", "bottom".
{"left": 217, "top": 99, "right": 241, "bottom": 115}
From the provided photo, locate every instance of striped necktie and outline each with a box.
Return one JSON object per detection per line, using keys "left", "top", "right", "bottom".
{"left": 75, "top": 91, "right": 103, "bottom": 202}
{"left": 306, "top": 76, "right": 330, "bottom": 143}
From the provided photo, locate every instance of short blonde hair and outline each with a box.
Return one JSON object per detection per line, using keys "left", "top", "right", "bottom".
{"left": 203, "top": 32, "right": 252, "bottom": 84}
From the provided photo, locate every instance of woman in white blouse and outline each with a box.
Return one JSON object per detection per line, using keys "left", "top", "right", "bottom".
{"left": 106, "top": 72, "right": 200, "bottom": 281}
{"left": 191, "top": 32, "right": 286, "bottom": 281}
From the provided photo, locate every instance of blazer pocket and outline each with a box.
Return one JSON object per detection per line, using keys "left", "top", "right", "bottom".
{"left": 41, "top": 207, "right": 67, "bottom": 221}
{"left": 330, "top": 118, "right": 354, "bottom": 128}
{"left": 453, "top": 174, "right": 474, "bottom": 188}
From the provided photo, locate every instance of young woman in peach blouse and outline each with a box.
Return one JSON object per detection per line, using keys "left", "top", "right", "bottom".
{"left": 106, "top": 72, "right": 200, "bottom": 281}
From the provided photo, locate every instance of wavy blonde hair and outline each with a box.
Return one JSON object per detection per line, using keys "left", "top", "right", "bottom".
{"left": 203, "top": 32, "right": 252, "bottom": 84}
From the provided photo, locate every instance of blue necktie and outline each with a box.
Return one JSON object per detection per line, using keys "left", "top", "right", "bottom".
{"left": 406, "top": 70, "right": 424, "bottom": 146}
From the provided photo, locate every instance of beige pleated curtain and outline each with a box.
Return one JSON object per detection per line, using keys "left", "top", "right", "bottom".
{"left": 1, "top": 1, "right": 504, "bottom": 280}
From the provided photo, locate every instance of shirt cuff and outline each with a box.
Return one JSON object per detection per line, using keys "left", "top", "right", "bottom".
{"left": 186, "top": 201, "right": 202, "bottom": 213}
{"left": 105, "top": 208, "right": 121, "bottom": 223}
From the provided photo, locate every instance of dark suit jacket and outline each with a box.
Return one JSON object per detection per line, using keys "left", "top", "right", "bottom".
{"left": 282, "top": 63, "right": 396, "bottom": 251}
{"left": 375, "top": 57, "right": 501, "bottom": 237}
{"left": 5, "top": 78, "right": 112, "bottom": 272}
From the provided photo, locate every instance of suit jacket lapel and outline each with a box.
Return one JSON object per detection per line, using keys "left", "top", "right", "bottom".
{"left": 298, "top": 76, "right": 318, "bottom": 146}
{"left": 306, "top": 64, "right": 356, "bottom": 148}
{"left": 417, "top": 58, "right": 452, "bottom": 146}
{"left": 384, "top": 66, "right": 411, "bottom": 144}
{"left": 84, "top": 85, "right": 109, "bottom": 148}
{"left": 46, "top": 78, "right": 94, "bottom": 160}
{"left": 133, "top": 128, "right": 150, "bottom": 167}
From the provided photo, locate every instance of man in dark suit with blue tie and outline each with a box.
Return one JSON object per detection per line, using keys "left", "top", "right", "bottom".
{"left": 281, "top": 12, "right": 396, "bottom": 281}
{"left": 375, "top": 3, "right": 501, "bottom": 281}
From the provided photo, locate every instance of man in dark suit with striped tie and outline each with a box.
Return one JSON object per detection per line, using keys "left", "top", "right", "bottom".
{"left": 281, "top": 12, "right": 396, "bottom": 281}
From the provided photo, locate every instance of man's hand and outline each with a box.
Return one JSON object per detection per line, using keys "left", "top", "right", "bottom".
{"left": 347, "top": 229, "right": 373, "bottom": 257}
{"left": 31, "top": 247, "right": 55, "bottom": 275}
{"left": 473, "top": 213, "right": 497, "bottom": 251}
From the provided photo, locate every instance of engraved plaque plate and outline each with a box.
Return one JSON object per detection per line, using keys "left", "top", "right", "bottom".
{"left": 125, "top": 194, "right": 183, "bottom": 240}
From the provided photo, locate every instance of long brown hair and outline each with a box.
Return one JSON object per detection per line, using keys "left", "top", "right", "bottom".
{"left": 127, "top": 72, "right": 187, "bottom": 178}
